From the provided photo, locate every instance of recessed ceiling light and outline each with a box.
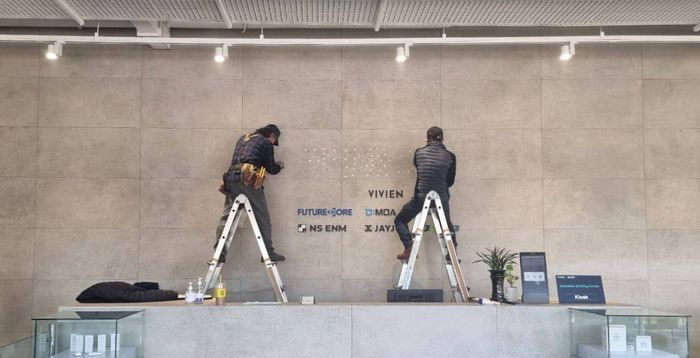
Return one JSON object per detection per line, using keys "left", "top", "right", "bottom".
{"left": 46, "top": 42, "right": 62, "bottom": 60}
{"left": 214, "top": 45, "right": 229, "bottom": 62}
{"left": 560, "top": 43, "right": 575, "bottom": 61}
{"left": 396, "top": 43, "right": 410, "bottom": 62}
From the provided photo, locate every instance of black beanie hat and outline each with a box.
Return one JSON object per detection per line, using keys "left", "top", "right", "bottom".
{"left": 264, "top": 124, "right": 281, "bottom": 146}
{"left": 427, "top": 126, "right": 443, "bottom": 142}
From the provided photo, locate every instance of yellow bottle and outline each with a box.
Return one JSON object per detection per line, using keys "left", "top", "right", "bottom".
{"left": 214, "top": 275, "right": 227, "bottom": 306}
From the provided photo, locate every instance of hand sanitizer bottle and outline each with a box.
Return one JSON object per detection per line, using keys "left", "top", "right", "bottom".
{"left": 185, "top": 282, "right": 195, "bottom": 303}
{"left": 195, "top": 277, "right": 204, "bottom": 304}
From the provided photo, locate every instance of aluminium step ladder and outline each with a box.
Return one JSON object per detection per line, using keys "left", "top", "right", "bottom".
{"left": 203, "top": 193, "right": 288, "bottom": 303}
{"left": 395, "top": 190, "right": 471, "bottom": 303}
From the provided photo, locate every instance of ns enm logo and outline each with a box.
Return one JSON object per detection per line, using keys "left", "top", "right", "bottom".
{"left": 365, "top": 208, "right": 397, "bottom": 217}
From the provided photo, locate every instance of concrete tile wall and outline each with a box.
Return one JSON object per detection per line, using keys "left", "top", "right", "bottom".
{"left": 442, "top": 79, "right": 541, "bottom": 129}
{"left": 1, "top": 40, "right": 699, "bottom": 354}
{"left": 542, "top": 79, "right": 643, "bottom": 129}
{"left": 141, "top": 78, "right": 241, "bottom": 128}
{"left": 344, "top": 80, "right": 440, "bottom": 129}
{"left": 0, "top": 127, "right": 37, "bottom": 177}
{"left": 37, "top": 127, "right": 140, "bottom": 178}
{"left": 352, "top": 305, "right": 498, "bottom": 357}
{"left": 0, "top": 44, "right": 39, "bottom": 77}
{"left": 543, "top": 129, "right": 644, "bottom": 178}
{"left": 39, "top": 77, "right": 141, "bottom": 128}
{"left": 243, "top": 79, "right": 341, "bottom": 129}
{"left": 0, "top": 77, "right": 38, "bottom": 126}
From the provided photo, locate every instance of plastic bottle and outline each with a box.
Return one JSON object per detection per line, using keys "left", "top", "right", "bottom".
{"left": 195, "top": 277, "right": 204, "bottom": 304}
{"left": 185, "top": 282, "right": 195, "bottom": 303}
{"left": 214, "top": 275, "right": 227, "bottom": 306}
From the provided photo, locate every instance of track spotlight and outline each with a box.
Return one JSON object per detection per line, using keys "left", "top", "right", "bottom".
{"left": 214, "top": 45, "right": 229, "bottom": 63}
{"left": 559, "top": 42, "right": 575, "bottom": 61}
{"left": 396, "top": 43, "right": 410, "bottom": 62}
{"left": 46, "top": 42, "right": 63, "bottom": 60}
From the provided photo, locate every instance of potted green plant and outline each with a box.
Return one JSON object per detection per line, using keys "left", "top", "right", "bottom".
{"left": 473, "top": 247, "right": 518, "bottom": 302}
{"left": 504, "top": 263, "right": 520, "bottom": 302}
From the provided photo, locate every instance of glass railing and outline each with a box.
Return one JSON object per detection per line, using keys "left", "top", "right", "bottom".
{"left": 0, "top": 335, "right": 34, "bottom": 358}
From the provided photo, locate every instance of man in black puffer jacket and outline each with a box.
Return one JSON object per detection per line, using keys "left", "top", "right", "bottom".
{"left": 395, "top": 126, "right": 457, "bottom": 261}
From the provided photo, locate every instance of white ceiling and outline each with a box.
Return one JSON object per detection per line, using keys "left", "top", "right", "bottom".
{"left": 0, "top": 0, "right": 699, "bottom": 29}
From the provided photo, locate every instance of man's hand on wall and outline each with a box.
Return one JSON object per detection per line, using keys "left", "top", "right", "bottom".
{"left": 218, "top": 180, "right": 226, "bottom": 194}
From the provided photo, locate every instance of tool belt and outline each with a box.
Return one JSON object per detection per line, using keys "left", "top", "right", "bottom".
{"left": 240, "top": 163, "right": 266, "bottom": 190}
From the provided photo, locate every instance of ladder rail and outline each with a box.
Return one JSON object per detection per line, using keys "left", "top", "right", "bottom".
{"left": 430, "top": 209, "right": 468, "bottom": 302}
{"left": 431, "top": 194, "right": 470, "bottom": 300}
{"left": 395, "top": 191, "right": 470, "bottom": 302}
{"left": 203, "top": 193, "right": 288, "bottom": 303}
{"left": 396, "top": 200, "right": 431, "bottom": 289}
{"left": 203, "top": 196, "right": 245, "bottom": 293}
{"left": 243, "top": 198, "right": 288, "bottom": 303}
{"left": 430, "top": 210, "right": 457, "bottom": 291}
{"left": 396, "top": 206, "right": 427, "bottom": 287}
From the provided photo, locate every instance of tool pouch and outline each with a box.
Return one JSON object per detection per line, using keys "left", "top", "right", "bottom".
{"left": 241, "top": 163, "right": 266, "bottom": 190}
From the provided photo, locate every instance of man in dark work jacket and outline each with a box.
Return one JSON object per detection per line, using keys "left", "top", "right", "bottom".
{"left": 395, "top": 126, "right": 457, "bottom": 261}
{"left": 214, "top": 124, "right": 286, "bottom": 262}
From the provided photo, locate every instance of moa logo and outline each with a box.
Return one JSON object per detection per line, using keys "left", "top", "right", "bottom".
{"left": 364, "top": 208, "right": 397, "bottom": 217}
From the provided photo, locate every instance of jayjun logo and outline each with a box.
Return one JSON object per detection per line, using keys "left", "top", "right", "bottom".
{"left": 364, "top": 208, "right": 397, "bottom": 217}
{"left": 365, "top": 224, "right": 395, "bottom": 232}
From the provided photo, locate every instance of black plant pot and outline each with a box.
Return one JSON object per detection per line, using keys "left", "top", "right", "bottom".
{"left": 489, "top": 269, "right": 506, "bottom": 302}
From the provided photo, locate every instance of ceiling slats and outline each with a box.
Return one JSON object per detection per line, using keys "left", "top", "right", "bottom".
{"left": 381, "top": 0, "right": 700, "bottom": 26}
{"left": 0, "top": 0, "right": 699, "bottom": 27}
{"left": 62, "top": 0, "right": 221, "bottom": 22}
{"left": 0, "top": 0, "right": 66, "bottom": 19}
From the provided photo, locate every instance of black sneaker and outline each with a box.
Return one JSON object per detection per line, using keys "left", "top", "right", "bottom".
{"left": 261, "top": 252, "right": 286, "bottom": 263}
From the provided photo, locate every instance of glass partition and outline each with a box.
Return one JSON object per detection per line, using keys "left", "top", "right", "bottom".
{"left": 33, "top": 311, "right": 144, "bottom": 358}
{"left": 570, "top": 308, "right": 690, "bottom": 358}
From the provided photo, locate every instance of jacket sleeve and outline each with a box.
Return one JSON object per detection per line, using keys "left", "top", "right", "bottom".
{"left": 229, "top": 135, "right": 244, "bottom": 165}
{"left": 412, "top": 150, "right": 419, "bottom": 196}
{"left": 447, "top": 151, "right": 456, "bottom": 187}
{"left": 263, "top": 141, "right": 282, "bottom": 175}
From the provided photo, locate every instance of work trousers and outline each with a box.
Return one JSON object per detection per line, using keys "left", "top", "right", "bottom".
{"left": 394, "top": 194, "right": 457, "bottom": 248}
{"left": 214, "top": 180, "right": 274, "bottom": 261}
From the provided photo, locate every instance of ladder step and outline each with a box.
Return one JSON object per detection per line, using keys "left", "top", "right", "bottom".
{"left": 395, "top": 190, "right": 470, "bottom": 303}
{"left": 204, "top": 193, "right": 288, "bottom": 303}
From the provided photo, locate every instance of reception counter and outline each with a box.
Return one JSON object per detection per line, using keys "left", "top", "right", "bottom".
{"left": 60, "top": 302, "right": 636, "bottom": 358}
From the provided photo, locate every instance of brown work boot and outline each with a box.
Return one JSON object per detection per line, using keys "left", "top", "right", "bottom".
{"left": 396, "top": 245, "right": 413, "bottom": 261}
